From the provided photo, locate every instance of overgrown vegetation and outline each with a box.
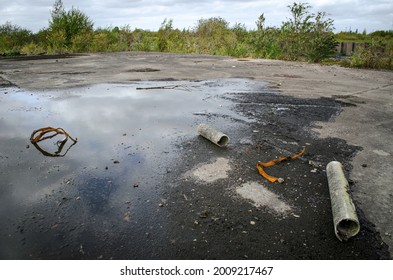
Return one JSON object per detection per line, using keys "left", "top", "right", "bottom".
{"left": 1, "top": 1, "right": 392, "bottom": 69}
{"left": 335, "top": 30, "right": 393, "bottom": 69}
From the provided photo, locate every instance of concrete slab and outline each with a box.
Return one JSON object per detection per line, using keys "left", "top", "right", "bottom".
{"left": 1, "top": 52, "right": 392, "bottom": 259}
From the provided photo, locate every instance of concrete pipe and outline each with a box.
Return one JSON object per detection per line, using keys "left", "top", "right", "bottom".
{"left": 197, "top": 123, "right": 229, "bottom": 147}
{"left": 326, "top": 161, "right": 360, "bottom": 241}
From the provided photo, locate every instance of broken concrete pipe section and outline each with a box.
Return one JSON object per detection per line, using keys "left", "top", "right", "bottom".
{"left": 197, "top": 123, "right": 230, "bottom": 147}
{"left": 326, "top": 161, "right": 360, "bottom": 241}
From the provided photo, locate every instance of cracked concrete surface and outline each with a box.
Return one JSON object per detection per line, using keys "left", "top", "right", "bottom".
{"left": 1, "top": 52, "right": 392, "bottom": 258}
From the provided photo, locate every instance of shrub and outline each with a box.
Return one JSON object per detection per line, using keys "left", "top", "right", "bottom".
{"left": 2, "top": 1, "right": 391, "bottom": 70}
{"left": 0, "top": 22, "right": 33, "bottom": 53}
{"left": 46, "top": 30, "right": 67, "bottom": 54}
{"left": 48, "top": 0, "right": 93, "bottom": 48}
{"left": 280, "top": 3, "right": 337, "bottom": 62}
{"left": 350, "top": 39, "right": 393, "bottom": 70}
{"left": 71, "top": 30, "right": 93, "bottom": 52}
{"left": 21, "top": 42, "right": 46, "bottom": 55}
{"left": 195, "top": 17, "right": 229, "bottom": 38}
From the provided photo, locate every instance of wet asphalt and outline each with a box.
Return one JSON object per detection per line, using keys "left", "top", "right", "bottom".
{"left": 0, "top": 76, "right": 390, "bottom": 259}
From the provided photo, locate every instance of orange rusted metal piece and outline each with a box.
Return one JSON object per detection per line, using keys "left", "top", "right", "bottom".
{"left": 30, "top": 127, "right": 77, "bottom": 144}
{"left": 256, "top": 147, "right": 305, "bottom": 183}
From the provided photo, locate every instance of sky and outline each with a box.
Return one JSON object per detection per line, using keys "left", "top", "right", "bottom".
{"left": 1, "top": 0, "right": 392, "bottom": 33}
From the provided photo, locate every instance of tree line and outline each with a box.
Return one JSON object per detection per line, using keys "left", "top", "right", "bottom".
{"left": 1, "top": 1, "right": 392, "bottom": 69}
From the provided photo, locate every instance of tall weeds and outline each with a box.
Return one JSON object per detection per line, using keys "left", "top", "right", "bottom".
{"left": 1, "top": 1, "right": 392, "bottom": 70}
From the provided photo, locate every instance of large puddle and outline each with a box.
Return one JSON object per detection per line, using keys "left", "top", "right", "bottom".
{"left": 0, "top": 78, "right": 268, "bottom": 258}
{"left": 1, "top": 78, "right": 389, "bottom": 260}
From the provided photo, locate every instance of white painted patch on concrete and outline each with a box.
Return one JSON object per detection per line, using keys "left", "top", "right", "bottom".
{"left": 192, "top": 157, "right": 231, "bottom": 183}
{"left": 236, "top": 181, "right": 292, "bottom": 214}
{"left": 373, "top": 149, "right": 391, "bottom": 156}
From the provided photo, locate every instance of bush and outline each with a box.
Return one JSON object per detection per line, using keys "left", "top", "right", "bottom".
{"left": 251, "top": 27, "right": 283, "bottom": 59}
{"left": 21, "top": 42, "right": 46, "bottom": 55}
{"left": 0, "top": 22, "right": 33, "bottom": 53}
{"left": 130, "top": 29, "right": 155, "bottom": 52}
{"left": 71, "top": 30, "right": 93, "bottom": 52}
{"left": 279, "top": 3, "right": 337, "bottom": 62}
{"left": 48, "top": 0, "right": 93, "bottom": 48}
{"left": 46, "top": 30, "right": 67, "bottom": 54}
{"left": 2, "top": 1, "right": 391, "bottom": 70}
{"left": 350, "top": 39, "right": 393, "bottom": 70}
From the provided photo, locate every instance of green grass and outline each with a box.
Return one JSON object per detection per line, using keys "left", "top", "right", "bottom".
{"left": 1, "top": 2, "right": 392, "bottom": 70}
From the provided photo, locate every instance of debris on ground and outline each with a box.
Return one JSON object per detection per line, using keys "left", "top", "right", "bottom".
{"left": 29, "top": 127, "right": 77, "bottom": 157}
{"left": 197, "top": 123, "right": 229, "bottom": 147}
{"left": 326, "top": 161, "right": 360, "bottom": 241}
{"left": 30, "top": 127, "right": 77, "bottom": 144}
{"left": 136, "top": 84, "right": 190, "bottom": 91}
{"left": 256, "top": 148, "right": 305, "bottom": 183}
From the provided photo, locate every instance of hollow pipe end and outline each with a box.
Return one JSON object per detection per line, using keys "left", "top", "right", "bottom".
{"left": 216, "top": 135, "right": 229, "bottom": 147}
{"left": 196, "top": 123, "right": 230, "bottom": 147}
{"left": 326, "top": 161, "right": 343, "bottom": 173}
{"left": 336, "top": 218, "right": 360, "bottom": 241}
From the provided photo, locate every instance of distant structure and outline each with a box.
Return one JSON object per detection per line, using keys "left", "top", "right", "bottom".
{"left": 336, "top": 42, "right": 367, "bottom": 56}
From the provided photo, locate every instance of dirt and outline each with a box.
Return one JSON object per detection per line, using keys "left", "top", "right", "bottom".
{"left": 0, "top": 52, "right": 392, "bottom": 260}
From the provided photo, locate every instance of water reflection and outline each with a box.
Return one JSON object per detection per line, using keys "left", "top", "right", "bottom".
{"left": 30, "top": 127, "right": 78, "bottom": 157}
{"left": 0, "top": 78, "right": 268, "bottom": 259}
{"left": 31, "top": 140, "right": 77, "bottom": 157}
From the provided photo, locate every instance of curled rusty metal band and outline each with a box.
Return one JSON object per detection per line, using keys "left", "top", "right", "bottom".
{"left": 30, "top": 127, "right": 77, "bottom": 144}
{"left": 256, "top": 147, "right": 305, "bottom": 183}
{"left": 30, "top": 127, "right": 77, "bottom": 157}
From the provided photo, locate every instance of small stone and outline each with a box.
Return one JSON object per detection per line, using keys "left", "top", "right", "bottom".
{"left": 277, "top": 178, "right": 285, "bottom": 183}
{"left": 113, "top": 160, "right": 120, "bottom": 164}
{"left": 123, "top": 212, "right": 131, "bottom": 222}
{"left": 250, "top": 221, "right": 256, "bottom": 225}
{"left": 199, "top": 210, "right": 209, "bottom": 218}
{"left": 362, "top": 164, "right": 367, "bottom": 168}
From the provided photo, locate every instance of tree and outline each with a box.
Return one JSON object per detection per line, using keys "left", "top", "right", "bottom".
{"left": 48, "top": 0, "right": 94, "bottom": 48}
{"left": 0, "top": 22, "right": 33, "bottom": 53}
{"left": 157, "top": 18, "right": 174, "bottom": 52}
{"left": 195, "top": 17, "right": 229, "bottom": 37}
{"left": 256, "top": 14, "right": 266, "bottom": 31}
{"left": 280, "top": 2, "right": 337, "bottom": 62}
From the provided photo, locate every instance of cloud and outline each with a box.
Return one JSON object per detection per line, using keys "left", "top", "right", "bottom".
{"left": 0, "top": 0, "right": 391, "bottom": 32}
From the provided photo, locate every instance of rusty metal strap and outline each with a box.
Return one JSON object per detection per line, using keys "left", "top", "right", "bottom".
{"left": 256, "top": 147, "right": 305, "bottom": 183}
{"left": 30, "top": 127, "right": 77, "bottom": 144}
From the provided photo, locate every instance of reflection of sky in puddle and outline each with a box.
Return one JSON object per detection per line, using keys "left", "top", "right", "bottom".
{"left": 0, "top": 78, "right": 268, "bottom": 258}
